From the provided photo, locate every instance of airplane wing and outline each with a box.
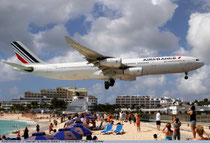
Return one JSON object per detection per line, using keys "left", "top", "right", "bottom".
{"left": 65, "top": 36, "right": 129, "bottom": 76}
{"left": 65, "top": 36, "right": 111, "bottom": 62}
{"left": 4, "top": 62, "right": 34, "bottom": 72}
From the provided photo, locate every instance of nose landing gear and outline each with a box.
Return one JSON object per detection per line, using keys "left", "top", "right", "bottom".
{"left": 184, "top": 72, "right": 188, "bottom": 80}
{"left": 104, "top": 78, "right": 115, "bottom": 89}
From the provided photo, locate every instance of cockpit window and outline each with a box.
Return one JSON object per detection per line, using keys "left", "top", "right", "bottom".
{"left": 196, "top": 59, "right": 199, "bottom": 61}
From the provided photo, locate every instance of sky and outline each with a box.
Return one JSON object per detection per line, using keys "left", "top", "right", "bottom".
{"left": 0, "top": 0, "right": 210, "bottom": 104}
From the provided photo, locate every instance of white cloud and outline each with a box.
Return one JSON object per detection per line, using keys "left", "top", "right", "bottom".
{"left": 187, "top": 12, "right": 210, "bottom": 62}
{"left": 0, "top": 56, "right": 26, "bottom": 82}
{"left": 47, "top": 51, "right": 84, "bottom": 63}
{"left": 75, "top": 0, "right": 179, "bottom": 58}
{"left": 176, "top": 65, "right": 209, "bottom": 95}
{"left": 32, "top": 25, "right": 69, "bottom": 54}
{"left": 0, "top": 0, "right": 95, "bottom": 54}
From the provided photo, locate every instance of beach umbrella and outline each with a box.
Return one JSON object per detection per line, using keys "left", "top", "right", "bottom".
{"left": 52, "top": 128, "right": 82, "bottom": 140}
{"left": 70, "top": 123, "right": 92, "bottom": 136}
{"left": 67, "top": 122, "right": 90, "bottom": 129}
{"left": 7, "top": 137, "right": 21, "bottom": 140}
{"left": 25, "top": 132, "right": 57, "bottom": 140}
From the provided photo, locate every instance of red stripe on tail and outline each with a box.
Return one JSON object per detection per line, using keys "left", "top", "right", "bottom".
{"left": 15, "top": 53, "right": 28, "bottom": 64}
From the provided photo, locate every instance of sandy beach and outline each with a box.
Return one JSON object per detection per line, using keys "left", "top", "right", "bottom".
{"left": 1, "top": 113, "right": 210, "bottom": 140}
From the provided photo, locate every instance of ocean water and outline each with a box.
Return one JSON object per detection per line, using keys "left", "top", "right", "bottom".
{"left": 0, "top": 120, "right": 27, "bottom": 136}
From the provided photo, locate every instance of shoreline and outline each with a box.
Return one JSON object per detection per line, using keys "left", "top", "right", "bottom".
{"left": 0, "top": 113, "right": 52, "bottom": 138}
{"left": 0, "top": 118, "right": 36, "bottom": 138}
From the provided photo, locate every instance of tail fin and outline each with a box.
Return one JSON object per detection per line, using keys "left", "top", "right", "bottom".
{"left": 11, "top": 41, "right": 44, "bottom": 64}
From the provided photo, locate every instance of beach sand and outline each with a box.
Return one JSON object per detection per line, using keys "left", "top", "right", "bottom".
{"left": 1, "top": 114, "right": 210, "bottom": 140}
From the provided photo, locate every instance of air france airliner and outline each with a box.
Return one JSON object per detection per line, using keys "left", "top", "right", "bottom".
{"left": 4, "top": 36, "right": 204, "bottom": 89}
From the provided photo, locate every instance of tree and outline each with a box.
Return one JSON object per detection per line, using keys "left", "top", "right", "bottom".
{"left": 25, "top": 104, "right": 32, "bottom": 112}
{"left": 40, "top": 102, "right": 48, "bottom": 109}
{"left": 50, "top": 98, "right": 67, "bottom": 111}
{"left": 93, "top": 104, "right": 120, "bottom": 113}
{"left": 204, "top": 98, "right": 208, "bottom": 103}
{"left": 10, "top": 104, "right": 25, "bottom": 112}
{"left": 31, "top": 101, "right": 39, "bottom": 109}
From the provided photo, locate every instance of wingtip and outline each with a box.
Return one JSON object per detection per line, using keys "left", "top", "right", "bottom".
{"left": 64, "top": 36, "right": 75, "bottom": 44}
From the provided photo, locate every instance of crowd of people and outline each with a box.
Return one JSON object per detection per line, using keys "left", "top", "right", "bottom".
{"left": 0, "top": 107, "right": 209, "bottom": 141}
{"left": 159, "top": 105, "right": 210, "bottom": 140}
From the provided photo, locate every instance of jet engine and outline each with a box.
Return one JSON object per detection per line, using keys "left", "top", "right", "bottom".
{"left": 124, "top": 67, "right": 143, "bottom": 76}
{"left": 100, "top": 58, "right": 122, "bottom": 67}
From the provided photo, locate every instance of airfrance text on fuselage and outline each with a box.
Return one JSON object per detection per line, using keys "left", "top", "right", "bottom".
{"left": 143, "top": 57, "right": 177, "bottom": 61}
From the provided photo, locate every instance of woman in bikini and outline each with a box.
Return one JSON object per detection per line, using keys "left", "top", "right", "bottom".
{"left": 136, "top": 114, "right": 141, "bottom": 132}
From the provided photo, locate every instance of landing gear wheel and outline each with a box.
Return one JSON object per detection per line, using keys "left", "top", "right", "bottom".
{"left": 109, "top": 78, "right": 115, "bottom": 87}
{"left": 105, "top": 81, "right": 109, "bottom": 90}
{"left": 184, "top": 72, "right": 188, "bottom": 80}
{"left": 184, "top": 75, "right": 188, "bottom": 80}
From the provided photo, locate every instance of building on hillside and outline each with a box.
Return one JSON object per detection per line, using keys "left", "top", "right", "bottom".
{"left": 116, "top": 95, "right": 160, "bottom": 109}
{"left": 66, "top": 86, "right": 87, "bottom": 99}
{"left": 1, "top": 86, "right": 88, "bottom": 111}
{"left": 160, "top": 96, "right": 184, "bottom": 107}
{"left": 64, "top": 95, "right": 98, "bottom": 113}
{"left": 87, "top": 95, "right": 98, "bottom": 111}
{"left": 24, "top": 86, "right": 87, "bottom": 99}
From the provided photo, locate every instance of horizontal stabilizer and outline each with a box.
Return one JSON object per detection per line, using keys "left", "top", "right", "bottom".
{"left": 4, "top": 62, "right": 34, "bottom": 72}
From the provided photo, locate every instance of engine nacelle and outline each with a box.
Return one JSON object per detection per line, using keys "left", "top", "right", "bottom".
{"left": 100, "top": 58, "right": 122, "bottom": 67}
{"left": 124, "top": 67, "right": 143, "bottom": 76}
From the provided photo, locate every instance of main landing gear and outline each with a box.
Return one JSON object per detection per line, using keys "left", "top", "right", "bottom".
{"left": 104, "top": 78, "right": 115, "bottom": 90}
{"left": 184, "top": 72, "right": 188, "bottom": 80}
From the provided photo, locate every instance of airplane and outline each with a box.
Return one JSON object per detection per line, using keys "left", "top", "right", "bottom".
{"left": 4, "top": 36, "right": 204, "bottom": 89}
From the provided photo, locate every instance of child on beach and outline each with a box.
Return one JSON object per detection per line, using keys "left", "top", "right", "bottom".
{"left": 172, "top": 117, "right": 181, "bottom": 140}
{"left": 194, "top": 126, "right": 210, "bottom": 140}
{"left": 162, "top": 123, "right": 173, "bottom": 140}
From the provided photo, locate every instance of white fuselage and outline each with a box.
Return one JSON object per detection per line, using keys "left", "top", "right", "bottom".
{"left": 22, "top": 56, "right": 204, "bottom": 81}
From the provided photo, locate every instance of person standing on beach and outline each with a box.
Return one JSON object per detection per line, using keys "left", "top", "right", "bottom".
{"left": 36, "top": 124, "right": 40, "bottom": 133}
{"left": 133, "top": 113, "right": 136, "bottom": 126}
{"left": 187, "top": 105, "right": 196, "bottom": 139}
{"left": 107, "top": 114, "right": 110, "bottom": 122}
{"left": 23, "top": 127, "right": 29, "bottom": 139}
{"left": 156, "top": 111, "right": 161, "bottom": 131}
{"left": 136, "top": 114, "right": 141, "bottom": 132}
{"left": 172, "top": 117, "right": 181, "bottom": 140}
{"left": 128, "top": 112, "right": 132, "bottom": 124}
{"left": 49, "top": 123, "right": 54, "bottom": 134}
{"left": 104, "top": 113, "right": 107, "bottom": 122}
{"left": 119, "top": 111, "right": 123, "bottom": 124}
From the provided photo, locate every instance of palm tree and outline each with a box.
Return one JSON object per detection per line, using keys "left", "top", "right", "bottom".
{"left": 31, "top": 101, "right": 39, "bottom": 109}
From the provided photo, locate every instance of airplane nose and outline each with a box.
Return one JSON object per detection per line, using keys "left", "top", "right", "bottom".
{"left": 199, "top": 61, "right": 204, "bottom": 68}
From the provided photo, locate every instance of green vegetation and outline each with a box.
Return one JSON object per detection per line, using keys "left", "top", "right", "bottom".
{"left": 193, "top": 98, "right": 210, "bottom": 106}
{"left": 9, "top": 98, "right": 67, "bottom": 113}
{"left": 49, "top": 98, "right": 67, "bottom": 110}
{"left": 93, "top": 104, "right": 120, "bottom": 113}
